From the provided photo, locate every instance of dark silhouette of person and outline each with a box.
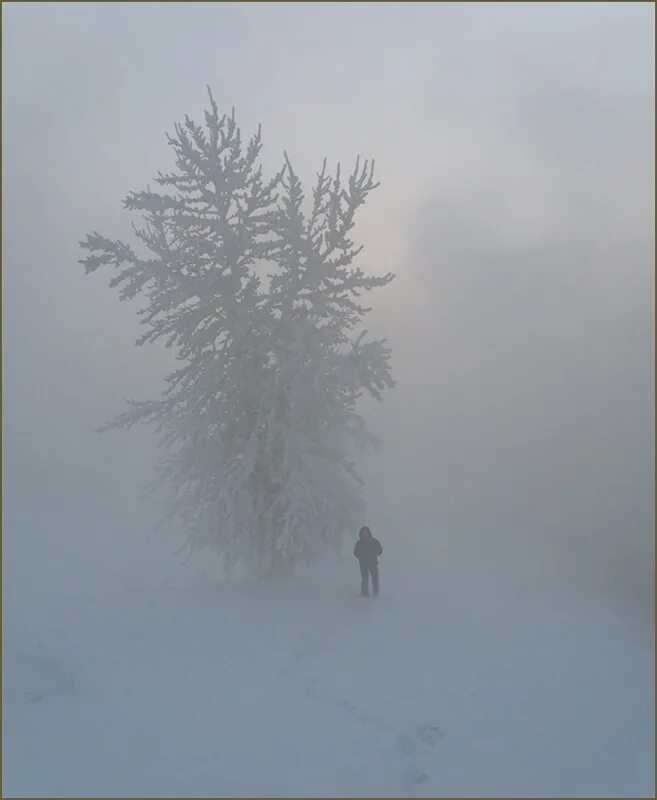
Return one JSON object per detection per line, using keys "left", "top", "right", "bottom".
{"left": 353, "top": 526, "right": 383, "bottom": 596}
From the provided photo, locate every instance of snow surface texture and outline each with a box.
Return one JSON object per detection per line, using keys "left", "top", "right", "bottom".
{"left": 4, "top": 543, "right": 653, "bottom": 797}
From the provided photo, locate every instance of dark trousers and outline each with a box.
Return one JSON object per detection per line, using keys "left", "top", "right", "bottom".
{"left": 359, "top": 561, "right": 379, "bottom": 596}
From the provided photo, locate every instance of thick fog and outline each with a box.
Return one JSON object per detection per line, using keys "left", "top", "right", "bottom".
{"left": 3, "top": 3, "right": 654, "bottom": 796}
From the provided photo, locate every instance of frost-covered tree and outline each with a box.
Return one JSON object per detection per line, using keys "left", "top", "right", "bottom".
{"left": 253, "top": 155, "right": 395, "bottom": 572}
{"left": 79, "top": 89, "right": 394, "bottom": 576}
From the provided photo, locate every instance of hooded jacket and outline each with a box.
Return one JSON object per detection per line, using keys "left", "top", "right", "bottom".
{"left": 353, "top": 536, "right": 383, "bottom": 566}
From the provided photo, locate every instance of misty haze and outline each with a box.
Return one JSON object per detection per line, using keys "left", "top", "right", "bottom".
{"left": 3, "top": 2, "right": 654, "bottom": 797}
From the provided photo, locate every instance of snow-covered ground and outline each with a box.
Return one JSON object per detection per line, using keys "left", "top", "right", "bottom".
{"left": 4, "top": 539, "right": 653, "bottom": 797}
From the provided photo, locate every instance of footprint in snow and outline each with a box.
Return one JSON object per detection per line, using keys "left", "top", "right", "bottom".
{"left": 416, "top": 723, "right": 444, "bottom": 746}
{"left": 402, "top": 765, "right": 430, "bottom": 788}
{"left": 396, "top": 724, "right": 444, "bottom": 756}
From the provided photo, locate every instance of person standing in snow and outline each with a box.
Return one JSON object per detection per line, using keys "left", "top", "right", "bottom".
{"left": 353, "top": 526, "right": 383, "bottom": 596}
